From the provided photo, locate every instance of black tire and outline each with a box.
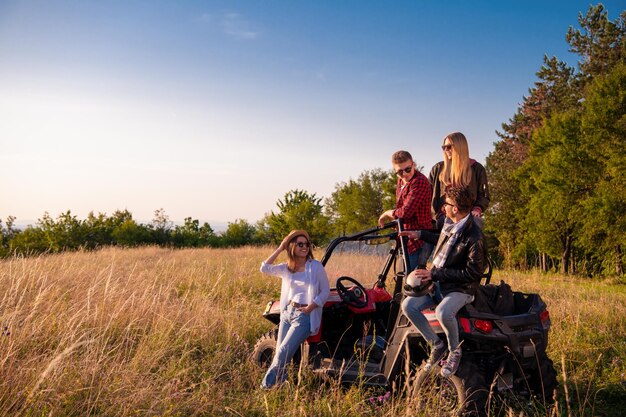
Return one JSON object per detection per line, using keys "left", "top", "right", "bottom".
{"left": 528, "top": 351, "right": 558, "bottom": 404}
{"left": 251, "top": 328, "right": 301, "bottom": 369}
{"left": 413, "top": 361, "right": 488, "bottom": 417}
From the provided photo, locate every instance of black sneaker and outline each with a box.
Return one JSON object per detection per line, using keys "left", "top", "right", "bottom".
{"left": 424, "top": 341, "right": 448, "bottom": 371}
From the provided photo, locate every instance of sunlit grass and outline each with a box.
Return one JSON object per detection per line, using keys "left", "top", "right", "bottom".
{"left": 0, "top": 246, "right": 624, "bottom": 416}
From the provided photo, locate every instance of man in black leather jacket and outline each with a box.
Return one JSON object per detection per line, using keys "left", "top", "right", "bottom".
{"left": 399, "top": 186, "right": 486, "bottom": 377}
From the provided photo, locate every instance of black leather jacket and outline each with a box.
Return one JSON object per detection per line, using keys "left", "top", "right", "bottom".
{"left": 430, "top": 216, "right": 486, "bottom": 296}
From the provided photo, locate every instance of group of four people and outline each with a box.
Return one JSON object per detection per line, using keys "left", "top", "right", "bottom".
{"left": 260, "top": 132, "right": 489, "bottom": 388}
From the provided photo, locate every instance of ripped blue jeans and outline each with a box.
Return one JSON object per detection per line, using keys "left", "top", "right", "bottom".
{"left": 261, "top": 304, "right": 311, "bottom": 388}
{"left": 401, "top": 291, "right": 474, "bottom": 350}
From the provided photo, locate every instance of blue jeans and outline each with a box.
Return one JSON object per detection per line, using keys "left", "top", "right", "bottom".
{"left": 401, "top": 291, "right": 474, "bottom": 350}
{"left": 407, "top": 248, "right": 423, "bottom": 271}
{"left": 419, "top": 242, "right": 434, "bottom": 267}
{"left": 261, "top": 305, "right": 311, "bottom": 388}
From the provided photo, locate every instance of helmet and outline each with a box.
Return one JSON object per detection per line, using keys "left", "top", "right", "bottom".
{"left": 403, "top": 270, "right": 434, "bottom": 297}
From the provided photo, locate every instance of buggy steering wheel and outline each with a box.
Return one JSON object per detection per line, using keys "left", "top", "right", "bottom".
{"left": 336, "top": 276, "right": 368, "bottom": 308}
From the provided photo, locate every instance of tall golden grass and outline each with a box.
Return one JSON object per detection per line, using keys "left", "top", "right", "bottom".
{"left": 0, "top": 246, "right": 624, "bottom": 416}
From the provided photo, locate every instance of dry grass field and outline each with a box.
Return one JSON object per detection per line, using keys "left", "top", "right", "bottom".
{"left": 0, "top": 246, "right": 624, "bottom": 416}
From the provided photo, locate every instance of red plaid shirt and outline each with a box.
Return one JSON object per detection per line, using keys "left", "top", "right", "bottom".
{"left": 393, "top": 170, "right": 432, "bottom": 254}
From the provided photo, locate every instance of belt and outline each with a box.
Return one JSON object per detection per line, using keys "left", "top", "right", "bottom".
{"left": 289, "top": 301, "right": 308, "bottom": 308}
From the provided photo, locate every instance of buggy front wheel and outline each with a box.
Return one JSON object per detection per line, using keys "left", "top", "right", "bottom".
{"left": 251, "top": 328, "right": 301, "bottom": 369}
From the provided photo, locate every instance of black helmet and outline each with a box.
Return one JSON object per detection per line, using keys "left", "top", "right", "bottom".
{"left": 403, "top": 270, "right": 434, "bottom": 297}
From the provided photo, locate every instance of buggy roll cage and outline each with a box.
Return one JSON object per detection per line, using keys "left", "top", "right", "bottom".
{"left": 320, "top": 219, "right": 412, "bottom": 290}
{"left": 319, "top": 218, "right": 493, "bottom": 288}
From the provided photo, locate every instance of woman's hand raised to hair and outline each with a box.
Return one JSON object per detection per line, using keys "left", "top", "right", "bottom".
{"left": 279, "top": 235, "right": 292, "bottom": 251}
{"left": 263, "top": 234, "right": 292, "bottom": 265}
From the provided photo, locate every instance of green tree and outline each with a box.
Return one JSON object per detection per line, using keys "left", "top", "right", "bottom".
{"left": 522, "top": 111, "right": 590, "bottom": 274}
{"left": 260, "top": 190, "right": 332, "bottom": 245}
{"left": 253, "top": 219, "right": 271, "bottom": 245}
{"left": 515, "top": 63, "right": 626, "bottom": 275}
{"left": 29, "top": 211, "right": 88, "bottom": 252}
{"left": 83, "top": 210, "right": 134, "bottom": 248}
{"left": 8, "top": 226, "right": 48, "bottom": 255}
{"left": 486, "top": 56, "right": 578, "bottom": 268}
{"left": 0, "top": 216, "right": 18, "bottom": 256}
{"left": 486, "top": 4, "right": 626, "bottom": 270}
{"left": 578, "top": 62, "right": 626, "bottom": 274}
{"left": 199, "top": 222, "right": 220, "bottom": 246}
{"left": 325, "top": 169, "right": 395, "bottom": 235}
{"left": 221, "top": 219, "right": 256, "bottom": 247}
{"left": 171, "top": 217, "right": 219, "bottom": 247}
{"left": 567, "top": 5, "right": 626, "bottom": 81}
{"left": 149, "top": 208, "right": 172, "bottom": 245}
{"left": 112, "top": 219, "right": 152, "bottom": 247}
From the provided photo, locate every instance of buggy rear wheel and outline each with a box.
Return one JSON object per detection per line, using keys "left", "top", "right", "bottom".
{"left": 412, "top": 361, "right": 488, "bottom": 417}
{"left": 528, "top": 350, "right": 558, "bottom": 404}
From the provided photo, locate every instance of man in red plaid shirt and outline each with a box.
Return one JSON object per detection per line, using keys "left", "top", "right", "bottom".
{"left": 378, "top": 150, "right": 432, "bottom": 271}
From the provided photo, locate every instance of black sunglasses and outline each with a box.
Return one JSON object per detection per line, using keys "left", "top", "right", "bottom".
{"left": 443, "top": 201, "right": 456, "bottom": 208}
{"left": 296, "top": 242, "right": 310, "bottom": 248}
{"left": 395, "top": 166, "right": 413, "bottom": 176}
{"left": 441, "top": 144, "right": 453, "bottom": 151}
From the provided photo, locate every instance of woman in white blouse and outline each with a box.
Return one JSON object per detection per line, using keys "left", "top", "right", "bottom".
{"left": 259, "top": 229, "right": 330, "bottom": 389}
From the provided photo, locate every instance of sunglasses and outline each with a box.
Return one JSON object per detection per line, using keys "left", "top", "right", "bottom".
{"left": 395, "top": 166, "right": 413, "bottom": 176}
{"left": 295, "top": 242, "right": 310, "bottom": 248}
{"left": 443, "top": 201, "right": 456, "bottom": 208}
{"left": 441, "top": 144, "right": 453, "bottom": 151}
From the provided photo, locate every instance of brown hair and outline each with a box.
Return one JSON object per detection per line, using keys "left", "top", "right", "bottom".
{"left": 391, "top": 150, "right": 413, "bottom": 164}
{"left": 285, "top": 230, "right": 314, "bottom": 273}
{"left": 445, "top": 186, "right": 473, "bottom": 213}
{"left": 439, "top": 132, "right": 472, "bottom": 188}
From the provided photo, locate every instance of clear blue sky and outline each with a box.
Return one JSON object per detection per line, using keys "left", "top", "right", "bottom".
{"left": 1, "top": 1, "right": 623, "bottom": 229}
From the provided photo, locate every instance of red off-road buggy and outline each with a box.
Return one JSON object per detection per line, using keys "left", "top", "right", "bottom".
{"left": 252, "top": 221, "right": 557, "bottom": 416}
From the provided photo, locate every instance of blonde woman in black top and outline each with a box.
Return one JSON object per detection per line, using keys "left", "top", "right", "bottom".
{"left": 429, "top": 132, "right": 489, "bottom": 230}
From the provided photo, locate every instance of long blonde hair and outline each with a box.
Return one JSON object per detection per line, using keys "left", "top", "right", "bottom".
{"left": 286, "top": 230, "right": 314, "bottom": 273}
{"left": 439, "top": 132, "right": 472, "bottom": 188}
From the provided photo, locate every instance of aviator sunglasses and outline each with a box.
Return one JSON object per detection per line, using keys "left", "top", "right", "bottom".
{"left": 295, "top": 241, "right": 310, "bottom": 248}
{"left": 441, "top": 144, "right": 453, "bottom": 151}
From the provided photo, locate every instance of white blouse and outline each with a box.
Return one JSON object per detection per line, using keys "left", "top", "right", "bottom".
{"left": 260, "top": 259, "right": 330, "bottom": 335}
{"left": 288, "top": 271, "right": 310, "bottom": 304}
